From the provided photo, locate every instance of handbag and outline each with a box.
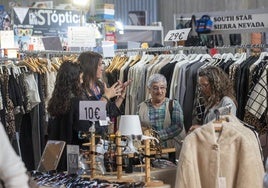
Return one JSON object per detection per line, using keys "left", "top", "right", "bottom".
{"left": 185, "top": 15, "right": 203, "bottom": 46}
{"left": 196, "top": 15, "right": 213, "bottom": 33}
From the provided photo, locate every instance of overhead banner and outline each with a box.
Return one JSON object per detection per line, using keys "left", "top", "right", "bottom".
{"left": 212, "top": 13, "right": 268, "bottom": 31}
{"left": 12, "top": 7, "right": 83, "bottom": 50}
{"left": 13, "top": 7, "right": 81, "bottom": 36}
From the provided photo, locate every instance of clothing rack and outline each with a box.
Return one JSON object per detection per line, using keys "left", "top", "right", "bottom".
{"left": 19, "top": 50, "right": 82, "bottom": 55}
{"left": 0, "top": 57, "right": 19, "bottom": 62}
{"left": 115, "top": 44, "right": 268, "bottom": 55}
{"left": 214, "top": 44, "right": 268, "bottom": 49}
{"left": 19, "top": 50, "right": 82, "bottom": 59}
{"left": 115, "top": 46, "right": 208, "bottom": 54}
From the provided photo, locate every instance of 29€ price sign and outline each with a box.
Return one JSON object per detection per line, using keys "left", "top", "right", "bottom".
{"left": 79, "top": 101, "right": 106, "bottom": 121}
{"left": 164, "top": 28, "right": 191, "bottom": 42}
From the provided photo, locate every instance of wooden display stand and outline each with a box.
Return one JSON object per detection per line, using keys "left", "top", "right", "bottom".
{"left": 90, "top": 131, "right": 96, "bottom": 178}
{"left": 143, "top": 130, "right": 165, "bottom": 187}
{"left": 115, "top": 130, "right": 171, "bottom": 187}
{"left": 82, "top": 130, "right": 105, "bottom": 179}
{"left": 83, "top": 131, "right": 172, "bottom": 187}
{"left": 82, "top": 131, "right": 96, "bottom": 179}
{"left": 116, "top": 131, "right": 123, "bottom": 179}
{"left": 115, "top": 131, "right": 135, "bottom": 182}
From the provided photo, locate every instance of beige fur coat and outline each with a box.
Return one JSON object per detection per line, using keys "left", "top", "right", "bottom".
{"left": 175, "top": 115, "right": 264, "bottom": 188}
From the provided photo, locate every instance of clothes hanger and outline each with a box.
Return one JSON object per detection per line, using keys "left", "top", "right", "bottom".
{"left": 234, "top": 52, "right": 247, "bottom": 65}
{"left": 224, "top": 53, "right": 236, "bottom": 63}
{"left": 213, "top": 53, "right": 222, "bottom": 59}
{"left": 200, "top": 54, "right": 212, "bottom": 63}
{"left": 253, "top": 51, "right": 268, "bottom": 66}
{"left": 234, "top": 52, "right": 244, "bottom": 60}
{"left": 2, "top": 60, "right": 14, "bottom": 75}
{"left": 190, "top": 53, "right": 203, "bottom": 62}
{"left": 213, "top": 109, "right": 224, "bottom": 132}
{"left": 18, "top": 65, "right": 28, "bottom": 73}
{"left": 213, "top": 104, "right": 232, "bottom": 132}
{"left": 131, "top": 54, "right": 153, "bottom": 66}
{"left": 129, "top": 54, "right": 141, "bottom": 67}
{"left": 171, "top": 53, "right": 186, "bottom": 63}
{"left": 141, "top": 54, "right": 155, "bottom": 65}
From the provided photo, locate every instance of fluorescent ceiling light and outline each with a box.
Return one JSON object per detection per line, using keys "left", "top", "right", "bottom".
{"left": 72, "top": 0, "right": 89, "bottom": 7}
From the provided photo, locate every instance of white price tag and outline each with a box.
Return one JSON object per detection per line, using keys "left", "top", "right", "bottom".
{"left": 79, "top": 101, "right": 106, "bottom": 121}
{"left": 164, "top": 28, "right": 191, "bottom": 42}
{"left": 99, "top": 120, "right": 108, "bottom": 126}
{"left": 218, "top": 177, "right": 226, "bottom": 188}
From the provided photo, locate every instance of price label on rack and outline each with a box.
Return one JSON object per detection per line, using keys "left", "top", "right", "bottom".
{"left": 79, "top": 101, "right": 106, "bottom": 121}
{"left": 164, "top": 28, "right": 191, "bottom": 42}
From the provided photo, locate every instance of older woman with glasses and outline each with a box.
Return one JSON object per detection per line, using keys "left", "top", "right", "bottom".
{"left": 137, "top": 73, "right": 185, "bottom": 161}
{"left": 189, "top": 66, "right": 237, "bottom": 132}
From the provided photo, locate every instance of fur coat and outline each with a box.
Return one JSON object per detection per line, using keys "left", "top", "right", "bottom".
{"left": 175, "top": 115, "right": 264, "bottom": 188}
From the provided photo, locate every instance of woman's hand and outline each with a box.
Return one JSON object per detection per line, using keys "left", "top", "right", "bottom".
{"left": 117, "top": 79, "right": 132, "bottom": 99}
{"left": 103, "top": 81, "right": 123, "bottom": 99}
{"left": 102, "top": 79, "right": 132, "bottom": 104}
{"left": 122, "top": 79, "right": 132, "bottom": 88}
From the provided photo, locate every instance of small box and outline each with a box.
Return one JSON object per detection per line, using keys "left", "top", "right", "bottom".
{"left": 95, "top": 14, "right": 115, "bottom": 20}
{"left": 96, "top": 9, "right": 115, "bottom": 15}
{"left": 95, "top": 9, "right": 115, "bottom": 20}
{"left": 95, "top": 3, "right": 115, "bottom": 21}
{"left": 96, "top": 3, "right": 114, "bottom": 10}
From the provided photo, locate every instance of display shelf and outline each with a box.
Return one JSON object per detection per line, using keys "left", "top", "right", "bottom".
{"left": 124, "top": 25, "right": 163, "bottom": 31}
{"left": 116, "top": 25, "right": 164, "bottom": 48}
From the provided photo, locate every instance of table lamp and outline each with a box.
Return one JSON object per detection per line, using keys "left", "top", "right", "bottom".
{"left": 118, "top": 115, "right": 142, "bottom": 154}
{"left": 117, "top": 115, "right": 165, "bottom": 186}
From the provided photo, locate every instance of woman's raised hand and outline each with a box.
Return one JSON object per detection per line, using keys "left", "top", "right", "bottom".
{"left": 117, "top": 79, "right": 132, "bottom": 99}
{"left": 104, "top": 81, "right": 123, "bottom": 99}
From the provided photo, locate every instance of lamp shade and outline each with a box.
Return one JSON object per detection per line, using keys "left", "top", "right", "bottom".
{"left": 118, "top": 115, "right": 142, "bottom": 136}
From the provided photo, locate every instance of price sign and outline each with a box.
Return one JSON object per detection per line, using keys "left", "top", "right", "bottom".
{"left": 164, "top": 28, "right": 191, "bottom": 42}
{"left": 79, "top": 101, "right": 106, "bottom": 121}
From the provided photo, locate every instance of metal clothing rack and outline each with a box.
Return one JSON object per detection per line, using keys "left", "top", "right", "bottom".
{"left": 115, "top": 46, "right": 208, "bottom": 54}
{"left": 19, "top": 50, "right": 82, "bottom": 59}
{"left": 214, "top": 44, "right": 268, "bottom": 49}
{"left": 115, "top": 44, "right": 268, "bottom": 55}
{"left": 214, "top": 44, "right": 268, "bottom": 54}
{"left": 0, "top": 57, "right": 19, "bottom": 62}
{"left": 19, "top": 50, "right": 82, "bottom": 55}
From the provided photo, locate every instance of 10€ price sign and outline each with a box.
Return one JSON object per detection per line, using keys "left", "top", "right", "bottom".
{"left": 164, "top": 28, "right": 191, "bottom": 42}
{"left": 79, "top": 101, "right": 106, "bottom": 121}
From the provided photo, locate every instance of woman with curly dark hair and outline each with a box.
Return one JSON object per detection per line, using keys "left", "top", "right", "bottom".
{"left": 47, "top": 60, "right": 83, "bottom": 171}
{"left": 189, "top": 66, "right": 237, "bottom": 132}
{"left": 47, "top": 61, "right": 82, "bottom": 117}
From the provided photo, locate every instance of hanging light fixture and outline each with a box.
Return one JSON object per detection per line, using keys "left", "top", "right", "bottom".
{"left": 72, "top": 0, "right": 90, "bottom": 7}
{"left": 72, "top": 0, "right": 91, "bottom": 26}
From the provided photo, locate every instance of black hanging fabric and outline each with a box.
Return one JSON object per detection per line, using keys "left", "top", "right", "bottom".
{"left": 185, "top": 15, "right": 203, "bottom": 47}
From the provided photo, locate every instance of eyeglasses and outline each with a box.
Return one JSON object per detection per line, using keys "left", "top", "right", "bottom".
{"left": 151, "top": 86, "right": 167, "bottom": 92}
{"left": 198, "top": 83, "right": 210, "bottom": 89}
